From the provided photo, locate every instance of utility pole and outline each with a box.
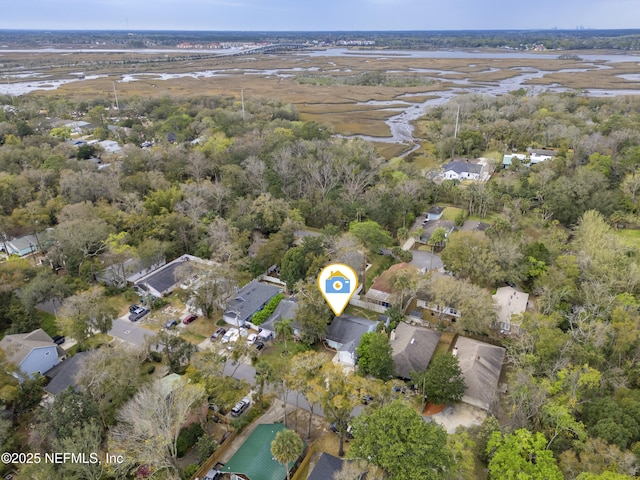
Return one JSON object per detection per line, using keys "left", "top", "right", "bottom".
{"left": 241, "top": 89, "right": 245, "bottom": 121}
{"left": 112, "top": 81, "right": 120, "bottom": 111}
{"left": 451, "top": 104, "right": 460, "bottom": 159}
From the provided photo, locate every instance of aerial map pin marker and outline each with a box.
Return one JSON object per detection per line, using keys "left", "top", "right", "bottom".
{"left": 318, "top": 263, "right": 359, "bottom": 316}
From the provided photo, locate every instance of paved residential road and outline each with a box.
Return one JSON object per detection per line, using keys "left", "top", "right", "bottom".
{"left": 109, "top": 317, "right": 155, "bottom": 347}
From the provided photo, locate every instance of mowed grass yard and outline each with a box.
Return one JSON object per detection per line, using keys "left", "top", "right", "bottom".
{"left": 614, "top": 228, "right": 640, "bottom": 248}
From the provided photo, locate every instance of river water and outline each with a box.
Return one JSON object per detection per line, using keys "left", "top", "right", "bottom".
{"left": 2, "top": 47, "right": 640, "bottom": 149}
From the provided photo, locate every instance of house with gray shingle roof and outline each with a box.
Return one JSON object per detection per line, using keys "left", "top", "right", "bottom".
{"left": 453, "top": 336, "right": 505, "bottom": 411}
{"left": 257, "top": 298, "right": 299, "bottom": 340}
{"left": 418, "top": 220, "right": 455, "bottom": 245}
{"left": 44, "top": 351, "right": 89, "bottom": 396}
{"left": 0, "top": 329, "right": 66, "bottom": 380}
{"left": 326, "top": 314, "right": 377, "bottom": 366}
{"left": 134, "top": 254, "right": 216, "bottom": 298}
{"left": 223, "top": 280, "right": 282, "bottom": 327}
{"left": 308, "top": 452, "right": 366, "bottom": 480}
{"left": 427, "top": 206, "right": 445, "bottom": 221}
{"left": 390, "top": 322, "right": 441, "bottom": 380}
{"left": 441, "top": 160, "right": 483, "bottom": 181}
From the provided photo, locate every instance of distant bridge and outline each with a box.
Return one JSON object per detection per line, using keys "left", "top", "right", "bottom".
{"left": 225, "top": 43, "right": 311, "bottom": 56}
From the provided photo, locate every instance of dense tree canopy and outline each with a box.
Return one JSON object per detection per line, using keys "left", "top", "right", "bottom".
{"left": 420, "top": 353, "right": 466, "bottom": 406}
{"left": 356, "top": 331, "right": 395, "bottom": 380}
{"left": 349, "top": 400, "right": 453, "bottom": 480}
{"left": 5, "top": 85, "right": 640, "bottom": 480}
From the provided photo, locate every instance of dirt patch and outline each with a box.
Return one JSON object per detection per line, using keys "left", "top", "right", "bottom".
{"left": 423, "top": 402, "right": 446, "bottom": 416}
{"left": 429, "top": 403, "right": 487, "bottom": 434}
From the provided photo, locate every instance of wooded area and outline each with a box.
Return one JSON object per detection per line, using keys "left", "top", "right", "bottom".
{"left": 2, "top": 84, "right": 640, "bottom": 478}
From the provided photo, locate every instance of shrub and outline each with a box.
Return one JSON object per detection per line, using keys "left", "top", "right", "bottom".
{"left": 251, "top": 293, "right": 284, "bottom": 325}
{"left": 103, "top": 285, "right": 126, "bottom": 297}
{"left": 182, "top": 464, "right": 199, "bottom": 480}
{"left": 177, "top": 423, "right": 204, "bottom": 458}
{"left": 148, "top": 351, "right": 163, "bottom": 363}
{"left": 123, "top": 289, "right": 139, "bottom": 301}
{"left": 196, "top": 434, "right": 218, "bottom": 463}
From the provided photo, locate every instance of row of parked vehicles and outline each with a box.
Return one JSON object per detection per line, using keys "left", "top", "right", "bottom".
{"left": 164, "top": 313, "right": 198, "bottom": 329}
{"left": 210, "top": 326, "right": 265, "bottom": 350}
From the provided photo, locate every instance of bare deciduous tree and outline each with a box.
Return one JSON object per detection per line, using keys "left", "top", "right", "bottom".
{"left": 109, "top": 378, "right": 205, "bottom": 479}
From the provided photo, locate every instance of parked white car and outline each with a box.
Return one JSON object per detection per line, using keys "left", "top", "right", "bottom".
{"left": 221, "top": 327, "right": 239, "bottom": 344}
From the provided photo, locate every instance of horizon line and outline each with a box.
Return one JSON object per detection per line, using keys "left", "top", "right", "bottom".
{"left": 1, "top": 27, "right": 640, "bottom": 33}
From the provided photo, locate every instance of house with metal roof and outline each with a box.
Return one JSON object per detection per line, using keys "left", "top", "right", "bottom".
{"left": 223, "top": 280, "right": 282, "bottom": 327}
{"left": 2, "top": 234, "right": 40, "bottom": 257}
{"left": 390, "top": 322, "right": 441, "bottom": 380}
{"left": 453, "top": 336, "right": 505, "bottom": 412}
{"left": 502, "top": 153, "right": 528, "bottom": 168}
{"left": 325, "top": 314, "right": 378, "bottom": 366}
{"left": 217, "top": 423, "right": 305, "bottom": 480}
{"left": 0, "top": 329, "right": 66, "bottom": 380}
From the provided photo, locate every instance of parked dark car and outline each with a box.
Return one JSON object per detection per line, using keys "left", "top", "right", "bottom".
{"left": 361, "top": 395, "right": 374, "bottom": 405}
{"left": 52, "top": 335, "right": 65, "bottom": 345}
{"left": 392, "top": 385, "right": 407, "bottom": 394}
{"left": 230, "top": 399, "right": 250, "bottom": 417}
{"left": 129, "top": 306, "right": 149, "bottom": 322}
{"left": 165, "top": 319, "right": 178, "bottom": 329}
{"left": 329, "top": 422, "right": 353, "bottom": 439}
{"left": 254, "top": 341, "right": 265, "bottom": 351}
{"left": 211, "top": 327, "right": 226, "bottom": 340}
{"left": 183, "top": 314, "right": 198, "bottom": 325}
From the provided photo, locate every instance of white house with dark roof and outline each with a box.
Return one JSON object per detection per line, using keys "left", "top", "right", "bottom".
{"left": 453, "top": 336, "right": 505, "bottom": 412}
{"left": 0, "top": 329, "right": 66, "bottom": 380}
{"left": 223, "top": 280, "right": 282, "bottom": 327}
{"left": 390, "top": 322, "right": 441, "bottom": 380}
{"left": 326, "top": 314, "right": 378, "bottom": 366}
{"left": 530, "top": 148, "right": 557, "bottom": 164}
{"left": 441, "top": 160, "right": 483, "bottom": 181}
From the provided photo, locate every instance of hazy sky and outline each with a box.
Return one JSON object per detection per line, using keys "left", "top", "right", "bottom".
{"left": 2, "top": 0, "right": 640, "bottom": 31}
